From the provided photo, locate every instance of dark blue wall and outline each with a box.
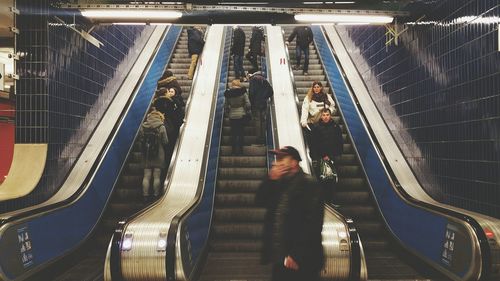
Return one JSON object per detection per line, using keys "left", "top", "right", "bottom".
{"left": 5, "top": 1, "right": 153, "bottom": 212}
{"left": 336, "top": 0, "right": 500, "bottom": 218}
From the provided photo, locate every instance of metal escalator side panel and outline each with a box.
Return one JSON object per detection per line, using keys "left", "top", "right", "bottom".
{"left": 117, "top": 25, "right": 226, "bottom": 281}
{"left": 315, "top": 25, "right": 488, "bottom": 281}
{"left": 265, "top": 25, "right": 355, "bottom": 281}
{"left": 175, "top": 26, "right": 232, "bottom": 281}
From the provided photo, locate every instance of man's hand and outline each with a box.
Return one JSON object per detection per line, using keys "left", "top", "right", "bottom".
{"left": 284, "top": 256, "right": 299, "bottom": 270}
{"left": 285, "top": 41, "right": 290, "bottom": 46}
{"left": 269, "top": 164, "right": 288, "bottom": 180}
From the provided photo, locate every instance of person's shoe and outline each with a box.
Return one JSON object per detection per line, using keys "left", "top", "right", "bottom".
{"left": 303, "top": 71, "right": 308, "bottom": 76}
{"left": 293, "top": 65, "right": 299, "bottom": 70}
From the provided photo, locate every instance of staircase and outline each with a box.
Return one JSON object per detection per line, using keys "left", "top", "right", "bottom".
{"left": 33, "top": 27, "right": 193, "bottom": 281}
{"left": 197, "top": 26, "right": 272, "bottom": 281}
{"left": 283, "top": 26, "right": 446, "bottom": 281}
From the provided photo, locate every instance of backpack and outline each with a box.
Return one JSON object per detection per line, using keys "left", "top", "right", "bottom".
{"left": 142, "top": 126, "right": 161, "bottom": 161}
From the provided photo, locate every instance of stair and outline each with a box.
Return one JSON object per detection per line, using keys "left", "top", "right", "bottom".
{"left": 283, "top": 26, "right": 446, "bottom": 281}
{"left": 197, "top": 26, "right": 272, "bottom": 281}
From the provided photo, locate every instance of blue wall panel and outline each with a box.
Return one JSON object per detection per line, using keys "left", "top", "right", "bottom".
{"left": 336, "top": 0, "right": 500, "bottom": 218}
{"left": 8, "top": 1, "right": 152, "bottom": 213}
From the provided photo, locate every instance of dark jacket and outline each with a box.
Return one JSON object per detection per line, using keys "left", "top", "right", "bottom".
{"left": 157, "top": 76, "right": 182, "bottom": 98}
{"left": 224, "top": 87, "right": 251, "bottom": 120}
{"left": 256, "top": 170, "right": 324, "bottom": 272}
{"left": 187, "top": 27, "right": 205, "bottom": 56}
{"left": 153, "top": 95, "right": 185, "bottom": 128}
{"left": 249, "top": 26, "right": 264, "bottom": 55}
{"left": 138, "top": 112, "right": 168, "bottom": 169}
{"left": 231, "top": 27, "right": 246, "bottom": 56}
{"left": 287, "top": 26, "right": 314, "bottom": 49}
{"left": 248, "top": 73, "right": 273, "bottom": 110}
{"left": 311, "top": 120, "right": 344, "bottom": 159}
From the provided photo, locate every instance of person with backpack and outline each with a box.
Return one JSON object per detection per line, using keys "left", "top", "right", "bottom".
{"left": 311, "top": 108, "right": 343, "bottom": 203}
{"left": 224, "top": 79, "right": 251, "bottom": 155}
{"left": 248, "top": 71, "right": 273, "bottom": 144}
{"left": 232, "top": 26, "right": 247, "bottom": 82}
{"left": 285, "top": 26, "right": 314, "bottom": 75}
{"left": 187, "top": 26, "right": 205, "bottom": 80}
{"left": 138, "top": 110, "right": 168, "bottom": 202}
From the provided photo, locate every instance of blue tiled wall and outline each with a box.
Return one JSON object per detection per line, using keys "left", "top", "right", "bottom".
{"left": 5, "top": 1, "right": 153, "bottom": 212}
{"left": 336, "top": 0, "right": 500, "bottom": 218}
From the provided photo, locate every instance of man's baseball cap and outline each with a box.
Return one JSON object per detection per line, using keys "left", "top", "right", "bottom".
{"left": 269, "top": 146, "right": 302, "bottom": 162}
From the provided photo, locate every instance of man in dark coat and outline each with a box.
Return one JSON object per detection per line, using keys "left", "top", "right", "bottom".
{"left": 311, "top": 108, "right": 343, "bottom": 202}
{"left": 231, "top": 26, "right": 247, "bottom": 81}
{"left": 256, "top": 146, "right": 324, "bottom": 281}
{"left": 286, "top": 26, "right": 314, "bottom": 75}
{"left": 248, "top": 71, "right": 273, "bottom": 143}
{"left": 247, "top": 26, "right": 264, "bottom": 74}
{"left": 311, "top": 108, "right": 343, "bottom": 161}
{"left": 187, "top": 26, "right": 205, "bottom": 80}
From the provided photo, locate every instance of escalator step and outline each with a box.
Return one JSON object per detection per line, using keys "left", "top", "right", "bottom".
{"left": 218, "top": 167, "right": 267, "bottom": 179}
{"left": 210, "top": 240, "right": 263, "bottom": 252}
{"left": 217, "top": 180, "right": 262, "bottom": 192}
{"left": 334, "top": 190, "right": 371, "bottom": 204}
{"left": 336, "top": 177, "right": 367, "bottom": 190}
{"left": 214, "top": 208, "right": 266, "bottom": 222}
{"left": 213, "top": 223, "right": 264, "bottom": 239}
{"left": 340, "top": 205, "right": 379, "bottom": 219}
{"left": 337, "top": 165, "right": 362, "bottom": 177}
{"left": 221, "top": 135, "right": 258, "bottom": 145}
{"left": 219, "top": 156, "right": 266, "bottom": 167}
{"left": 220, "top": 145, "right": 267, "bottom": 156}
{"left": 215, "top": 193, "right": 257, "bottom": 207}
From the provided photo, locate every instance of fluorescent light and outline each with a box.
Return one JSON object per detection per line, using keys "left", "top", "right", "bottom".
{"left": 337, "top": 22, "right": 370, "bottom": 25}
{"left": 335, "top": 1, "right": 355, "bottom": 3}
{"left": 81, "top": 9, "right": 182, "bottom": 19}
{"left": 295, "top": 14, "right": 393, "bottom": 24}
{"left": 112, "top": 22, "right": 172, "bottom": 25}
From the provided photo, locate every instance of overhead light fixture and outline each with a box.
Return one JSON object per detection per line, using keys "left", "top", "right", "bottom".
{"left": 111, "top": 23, "right": 172, "bottom": 26}
{"left": 335, "top": 1, "right": 355, "bottom": 4}
{"left": 295, "top": 14, "right": 393, "bottom": 24}
{"left": 81, "top": 10, "right": 182, "bottom": 20}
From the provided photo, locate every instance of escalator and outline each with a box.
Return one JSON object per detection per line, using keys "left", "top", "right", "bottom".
{"left": 8, "top": 26, "right": 184, "bottom": 281}
{"left": 283, "top": 26, "right": 447, "bottom": 280}
{"left": 197, "top": 26, "right": 271, "bottom": 281}
{"left": 108, "top": 25, "right": 363, "bottom": 281}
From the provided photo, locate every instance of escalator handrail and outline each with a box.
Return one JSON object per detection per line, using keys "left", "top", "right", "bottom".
{"left": 317, "top": 25, "right": 492, "bottom": 280}
{"left": 110, "top": 26, "right": 227, "bottom": 281}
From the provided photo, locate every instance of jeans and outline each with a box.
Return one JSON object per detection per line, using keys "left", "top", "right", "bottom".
{"left": 230, "top": 118, "right": 245, "bottom": 154}
{"left": 253, "top": 106, "right": 267, "bottom": 142}
{"left": 247, "top": 52, "right": 259, "bottom": 73}
{"left": 142, "top": 168, "right": 162, "bottom": 197}
{"left": 233, "top": 54, "right": 245, "bottom": 78}
{"left": 295, "top": 45, "right": 310, "bottom": 72}
{"left": 188, "top": 54, "right": 199, "bottom": 79}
